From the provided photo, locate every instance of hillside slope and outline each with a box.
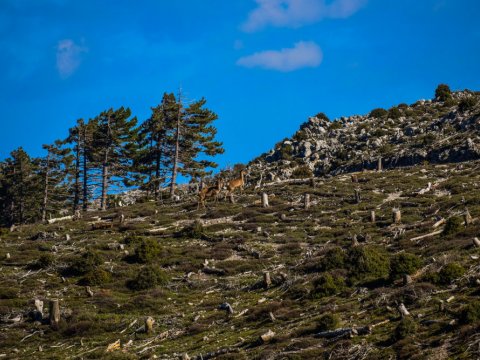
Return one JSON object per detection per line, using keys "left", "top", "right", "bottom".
{"left": 1, "top": 159, "right": 480, "bottom": 359}
{"left": 249, "top": 90, "right": 480, "bottom": 181}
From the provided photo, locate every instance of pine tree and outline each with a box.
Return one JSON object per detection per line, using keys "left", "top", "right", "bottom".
{"left": 0, "top": 148, "right": 41, "bottom": 225}
{"left": 135, "top": 93, "right": 176, "bottom": 200}
{"left": 65, "top": 119, "right": 96, "bottom": 211}
{"left": 91, "top": 107, "right": 138, "bottom": 210}
{"left": 168, "top": 94, "right": 224, "bottom": 197}
{"left": 39, "top": 141, "right": 72, "bottom": 222}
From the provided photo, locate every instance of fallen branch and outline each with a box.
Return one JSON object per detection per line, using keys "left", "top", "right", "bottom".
{"left": 410, "top": 230, "right": 443, "bottom": 242}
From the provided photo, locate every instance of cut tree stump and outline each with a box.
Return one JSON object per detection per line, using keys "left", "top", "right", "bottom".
{"left": 260, "top": 329, "right": 275, "bottom": 343}
{"left": 263, "top": 272, "right": 272, "bottom": 288}
{"left": 392, "top": 208, "right": 401, "bottom": 224}
{"left": 465, "top": 209, "right": 473, "bottom": 226}
{"left": 398, "top": 303, "right": 410, "bottom": 317}
{"left": 473, "top": 237, "right": 480, "bottom": 248}
{"left": 145, "top": 316, "right": 155, "bottom": 334}
{"left": 370, "top": 210, "right": 376, "bottom": 223}
{"left": 261, "top": 193, "right": 269, "bottom": 208}
{"left": 49, "top": 299, "right": 60, "bottom": 327}
{"left": 377, "top": 157, "right": 383, "bottom": 172}
{"left": 304, "top": 193, "right": 310, "bottom": 210}
{"left": 354, "top": 189, "right": 361, "bottom": 204}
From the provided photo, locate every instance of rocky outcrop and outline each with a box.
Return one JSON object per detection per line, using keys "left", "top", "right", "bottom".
{"left": 249, "top": 90, "right": 480, "bottom": 180}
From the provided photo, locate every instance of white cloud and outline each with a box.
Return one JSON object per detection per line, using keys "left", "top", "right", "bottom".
{"left": 241, "top": 0, "right": 367, "bottom": 32}
{"left": 56, "top": 39, "right": 88, "bottom": 78}
{"left": 236, "top": 41, "right": 323, "bottom": 72}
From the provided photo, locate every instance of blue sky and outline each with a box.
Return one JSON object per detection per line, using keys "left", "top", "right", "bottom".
{"left": 1, "top": 0, "right": 479, "bottom": 168}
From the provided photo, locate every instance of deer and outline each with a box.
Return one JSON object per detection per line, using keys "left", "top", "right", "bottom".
{"left": 198, "top": 179, "right": 224, "bottom": 208}
{"left": 227, "top": 170, "right": 246, "bottom": 195}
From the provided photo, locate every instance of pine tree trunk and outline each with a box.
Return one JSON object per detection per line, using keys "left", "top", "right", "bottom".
{"left": 41, "top": 151, "right": 51, "bottom": 222}
{"left": 154, "top": 136, "right": 163, "bottom": 201}
{"left": 101, "top": 150, "right": 109, "bottom": 211}
{"left": 73, "top": 142, "right": 80, "bottom": 211}
{"left": 170, "top": 99, "right": 182, "bottom": 199}
{"left": 82, "top": 126, "right": 88, "bottom": 211}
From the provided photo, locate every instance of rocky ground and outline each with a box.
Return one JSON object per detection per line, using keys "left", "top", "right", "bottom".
{"left": 1, "top": 160, "right": 480, "bottom": 359}
{"left": 249, "top": 90, "right": 480, "bottom": 181}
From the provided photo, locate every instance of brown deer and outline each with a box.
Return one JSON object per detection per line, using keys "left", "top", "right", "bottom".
{"left": 227, "top": 170, "right": 246, "bottom": 195}
{"left": 198, "top": 179, "right": 224, "bottom": 208}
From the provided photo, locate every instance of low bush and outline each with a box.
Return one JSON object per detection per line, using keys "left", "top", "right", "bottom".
{"left": 394, "top": 318, "right": 417, "bottom": 341}
{"left": 80, "top": 269, "right": 112, "bottom": 286}
{"left": 348, "top": 245, "right": 390, "bottom": 284}
{"left": 459, "top": 301, "right": 480, "bottom": 324}
{"left": 68, "top": 250, "right": 103, "bottom": 276}
{"left": 316, "top": 314, "right": 340, "bottom": 332}
{"left": 390, "top": 253, "right": 422, "bottom": 280}
{"left": 292, "top": 165, "right": 313, "bottom": 179}
{"left": 133, "top": 238, "right": 160, "bottom": 263}
{"left": 29, "top": 253, "right": 55, "bottom": 269}
{"left": 177, "top": 220, "right": 204, "bottom": 239}
{"left": 458, "top": 97, "right": 477, "bottom": 112}
{"left": 435, "top": 84, "right": 452, "bottom": 102}
{"left": 127, "top": 266, "right": 169, "bottom": 291}
{"left": 437, "top": 263, "right": 465, "bottom": 285}
{"left": 319, "top": 247, "right": 345, "bottom": 271}
{"left": 370, "top": 108, "right": 388, "bottom": 119}
{"left": 442, "top": 216, "right": 464, "bottom": 236}
{"left": 311, "top": 273, "right": 344, "bottom": 298}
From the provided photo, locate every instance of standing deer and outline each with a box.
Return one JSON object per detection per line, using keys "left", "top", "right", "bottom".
{"left": 198, "top": 179, "right": 224, "bottom": 208}
{"left": 227, "top": 170, "right": 246, "bottom": 195}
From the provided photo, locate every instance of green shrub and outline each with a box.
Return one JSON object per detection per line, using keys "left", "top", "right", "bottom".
{"left": 315, "top": 112, "right": 330, "bottom": 121}
{"left": 30, "top": 253, "right": 55, "bottom": 269}
{"left": 69, "top": 250, "right": 103, "bottom": 275}
{"left": 329, "top": 121, "right": 342, "bottom": 130}
{"left": 127, "top": 266, "right": 169, "bottom": 291}
{"left": 390, "top": 253, "right": 422, "bottom": 280}
{"left": 370, "top": 108, "right": 388, "bottom": 119}
{"left": 435, "top": 84, "right": 452, "bottom": 102}
{"left": 133, "top": 238, "right": 160, "bottom": 263}
{"left": 459, "top": 301, "right": 480, "bottom": 324}
{"left": 123, "top": 235, "right": 145, "bottom": 246}
{"left": 81, "top": 269, "right": 112, "bottom": 286}
{"left": 316, "top": 314, "right": 340, "bottom": 332}
{"left": 444, "top": 98, "right": 457, "bottom": 107}
{"left": 293, "top": 130, "right": 308, "bottom": 141}
{"left": 177, "top": 220, "right": 204, "bottom": 239}
{"left": 394, "top": 318, "right": 417, "bottom": 341}
{"left": 388, "top": 107, "right": 402, "bottom": 119}
{"left": 319, "top": 248, "right": 345, "bottom": 271}
{"left": 437, "top": 263, "right": 465, "bottom": 285}
{"left": 292, "top": 165, "right": 313, "bottom": 179}
{"left": 0, "top": 287, "right": 17, "bottom": 299}
{"left": 442, "top": 216, "right": 464, "bottom": 236}
{"left": 458, "top": 97, "right": 477, "bottom": 112}
{"left": 348, "top": 246, "right": 390, "bottom": 283}
{"left": 311, "top": 273, "right": 344, "bottom": 298}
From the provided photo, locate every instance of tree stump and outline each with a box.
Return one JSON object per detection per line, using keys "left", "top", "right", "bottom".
{"left": 49, "top": 299, "right": 60, "bottom": 327}
{"left": 398, "top": 303, "right": 410, "bottom": 317}
{"left": 280, "top": 213, "right": 287, "bottom": 221}
{"left": 473, "top": 237, "right": 480, "bottom": 248}
{"left": 261, "top": 193, "right": 269, "bottom": 208}
{"left": 304, "top": 193, "right": 310, "bottom": 210}
{"left": 392, "top": 208, "right": 401, "bottom": 224}
{"left": 377, "top": 157, "right": 383, "bottom": 172}
{"left": 351, "top": 174, "right": 358, "bottom": 183}
{"left": 260, "top": 329, "right": 275, "bottom": 343}
{"left": 263, "top": 272, "right": 272, "bottom": 288}
{"left": 370, "top": 210, "right": 376, "bottom": 223}
{"left": 145, "top": 316, "right": 155, "bottom": 334}
{"left": 465, "top": 209, "right": 473, "bottom": 226}
{"left": 351, "top": 234, "right": 359, "bottom": 247}
{"left": 403, "top": 274, "right": 413, "bottom": 286}
{"left": 354, "top": 189, "right": 361, "bottom": 204}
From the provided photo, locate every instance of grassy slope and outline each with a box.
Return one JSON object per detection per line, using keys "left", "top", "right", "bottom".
{"left": 0, "top": 161, "right": 480, "bottom": 359}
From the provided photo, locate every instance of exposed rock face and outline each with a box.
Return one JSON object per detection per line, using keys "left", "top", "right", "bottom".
{"left": 249, "top": 91, "right": 480, "bottom": 180}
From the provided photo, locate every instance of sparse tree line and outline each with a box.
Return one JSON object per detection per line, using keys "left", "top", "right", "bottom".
{"left": 0, "top": 92, "right": 224, "bottom": 226}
